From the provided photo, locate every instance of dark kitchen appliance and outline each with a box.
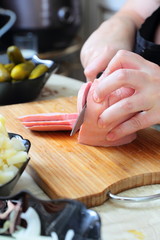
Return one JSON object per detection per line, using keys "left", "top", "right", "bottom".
{"left": 0, "top": 0, "right": 81, "bottom": 53}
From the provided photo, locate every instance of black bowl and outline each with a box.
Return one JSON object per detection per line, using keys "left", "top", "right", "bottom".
{"left": 0, "top": 133, "right": 31, "bottom": 196}
{"left": 0, "top": 55, "right": 58, "bottom": 105}
{"left": 0, "top": 191, "right": 101, "bottom": 239}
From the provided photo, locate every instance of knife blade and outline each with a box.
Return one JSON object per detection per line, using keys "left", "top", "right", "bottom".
{"left": 70, "top": 81, "right": 92, "bottom": 136}
{"left": 70, "top": 103, "right": 87, "bottom": 136}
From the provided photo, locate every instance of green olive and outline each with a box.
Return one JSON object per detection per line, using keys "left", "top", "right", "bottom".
{"left": 29, "top": 64, "right": 49, "bottom": 79}
{"left": 7, "top": 45, "right": 25, "bottom": 64}
{"left": 11, "top": 61, "right": 35, "bottom": 80}
{"left": 0, "top": 64, "right": 11, "bottom": 82}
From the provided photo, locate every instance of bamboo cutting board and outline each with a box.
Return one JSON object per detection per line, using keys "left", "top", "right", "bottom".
{"left": 1, "top": 97, "right": 160, "bottom": 207}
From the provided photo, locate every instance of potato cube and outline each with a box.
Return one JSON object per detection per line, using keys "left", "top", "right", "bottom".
{"left": 0, "top": 115, "right": 29, "bottom": 185}
{"left": 10, "top": 137, "right": 26, "bottom": 151}
{"left": 7, "top": 151, "right": 28, "bottom": 165}
{"left": 0, "top": 170, "right": 16, "bottom": 185}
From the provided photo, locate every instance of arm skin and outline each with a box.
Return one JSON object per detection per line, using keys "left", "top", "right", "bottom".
{"left": 80, "top": 0, "right": 160, "bottom": 82}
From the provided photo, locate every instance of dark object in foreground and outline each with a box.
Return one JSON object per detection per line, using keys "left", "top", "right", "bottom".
{"left": 0, "top": 190, "right": 101, "bottom": 240}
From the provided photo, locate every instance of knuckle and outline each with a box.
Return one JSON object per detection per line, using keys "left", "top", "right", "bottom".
{"left": 116, "top": 49, "right": 128, "bottom": 58}
{"left": 148, "top": 61, "right": 160, "bottom": 73}
{"left": 84, "top": 69, "right": 94, "bottom": 80}
{"left": 115, "top": 69, "right": 127, "bottom": 83}
{"left": 121, "top": 99, "right": 134, "bottom": 112}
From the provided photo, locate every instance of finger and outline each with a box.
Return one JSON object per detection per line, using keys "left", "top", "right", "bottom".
{"left": 104, "top": 133, "right": 137, "bottom": 146}
{"left": 98, "top": 92, "right": 151, "bottom": 129}
{"left": 108, "top": 87, "right": 135, "bottom": 106}
{"left": 96, "top": 50, "right": 144, "bottom": 82}
{"left": 107, "top": 50, "right": 150, "bottom": 74}
{"left": 84, "top": 53, "right": 113, "bottom": 82}
{"left": 93, "top": 69, "right": 147, "bottom": 103}
{"left": 105, "top": 110, "right": 153, "bottom": 141}
{"left": 107, "top": 50, "right": 160, "bottom": 76}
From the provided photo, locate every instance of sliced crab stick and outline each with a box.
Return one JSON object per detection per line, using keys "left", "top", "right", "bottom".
{"left": 19, "top": 113, "right": 78, "bottom": 131}
{"left": 24, "top": 125, "right": 74, "bottom": 131}
{"left": 18, "top": 113, "right": 78, "bottom": 122}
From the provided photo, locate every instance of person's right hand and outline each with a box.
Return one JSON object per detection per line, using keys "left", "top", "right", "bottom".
{"left": 80, "top": 14, "right": 137, "bottom": 82}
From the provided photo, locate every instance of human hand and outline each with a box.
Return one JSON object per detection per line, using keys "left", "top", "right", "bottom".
{"left": 93, "top": 50, "right": 160, "bottom": 141}
{"left": 80, "top": 14, "right": 136, "bottom": 82}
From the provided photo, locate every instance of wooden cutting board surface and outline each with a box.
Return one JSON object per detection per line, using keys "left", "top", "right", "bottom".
{"left": 1, "top": 97, "right": 160, "bottom": 207}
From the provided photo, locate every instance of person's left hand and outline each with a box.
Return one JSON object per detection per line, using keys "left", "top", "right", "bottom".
{"left": 93, "top": 50, "right": 160, "bottom": 142}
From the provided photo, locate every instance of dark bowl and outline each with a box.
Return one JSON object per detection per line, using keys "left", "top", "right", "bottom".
{"left": 0, "top": 55, "right": 58, "bottom": 105}
{"left": 0, "top": 133, "right": 31, "bottom": 196}
{"left": 0, "top": 191, "right": 101, "bottom": 239}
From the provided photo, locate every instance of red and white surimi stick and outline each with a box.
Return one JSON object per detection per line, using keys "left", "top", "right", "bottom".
{"left": 18, "top": 113, "right": 78, "bottom": 131}
{"left": 18, "top": 113, "right": 78, "bottom": 122}
{"left": 24, "top": 124, "right": 74, "bottom": 131}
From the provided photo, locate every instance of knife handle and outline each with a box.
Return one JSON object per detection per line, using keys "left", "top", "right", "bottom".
{"left": 96, "top": 72, "right": 103, "bottom": 78}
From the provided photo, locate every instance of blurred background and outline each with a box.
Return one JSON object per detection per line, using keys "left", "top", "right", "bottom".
{"left": 0, "top": 0, "right": 126, "bottom": 81}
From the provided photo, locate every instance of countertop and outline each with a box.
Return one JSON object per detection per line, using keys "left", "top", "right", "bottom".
{"left": 12, "top": 74, "right": 160, "bottom": 240}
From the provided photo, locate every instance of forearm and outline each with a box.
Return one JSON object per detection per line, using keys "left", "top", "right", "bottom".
{"left": 118, "top": 0, "right": 160, "bottom": 28}
{"left": 95, "top": 0, "right": 159, "bottom": 52}
{"left": 103, "top": 0, "right": 160, "bottom": 34}
{"left": 98, "top": 13, "right": 137, "bottom": 51}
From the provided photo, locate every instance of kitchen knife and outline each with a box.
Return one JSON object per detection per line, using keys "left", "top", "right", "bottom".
{"left": 70, "top": 103, "right": 87, "bottom": 136}
{"left": 70, "top": 81, "right": 93, "bottom": 136}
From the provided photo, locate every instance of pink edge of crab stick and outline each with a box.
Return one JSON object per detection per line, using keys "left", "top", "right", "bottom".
{"left": 22, "top": 119, "right": 77, "bottom": 127}
{"left": 18, "top": 113, "right": 78, "bottom": 122}
{"left": 25, "top": 125, "right": 73, "bottom": 131}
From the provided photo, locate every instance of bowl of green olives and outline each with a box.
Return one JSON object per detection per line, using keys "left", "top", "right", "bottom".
{"left": 0, "top": 46, "right": 58, "bottom": 105}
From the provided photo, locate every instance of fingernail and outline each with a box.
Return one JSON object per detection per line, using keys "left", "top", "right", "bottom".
{"left": 106, "top": 132, "right": 115, "bottom": 140}
{"left": 93, "top": 92, "right": 101, "bottom": 102}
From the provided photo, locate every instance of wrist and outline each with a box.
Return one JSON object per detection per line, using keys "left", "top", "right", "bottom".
{"left": 99, "top": 14, "right": 137, "bottom": 51}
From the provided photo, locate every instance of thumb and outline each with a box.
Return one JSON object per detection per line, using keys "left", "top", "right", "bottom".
{"left": 84, "top": 55, "right": 110, "bottom": 82}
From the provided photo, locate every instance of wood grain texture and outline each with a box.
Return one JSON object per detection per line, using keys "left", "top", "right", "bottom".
{"left": 1, "top": 97, "right": 160, "bottom": 207}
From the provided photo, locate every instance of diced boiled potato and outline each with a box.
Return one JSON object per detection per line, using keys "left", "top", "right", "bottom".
{"left": 0, "top": 114, "right": 6, "bottom": 126}
{"left": 0, "top": 115, "right": 29, "bottom": 185}
{"left": 10, "top": 137, "right": 26, "bottom": 151}
{"left": 4, "top": 164, "right": 19, "bottom": 174}
{"left": 7, "top": 151, "right": 28, "bottom": 165}
{"left": 0, "top": 170, "right": 17, "bottom": 185}
{"left": 3, "top": 164, "right": 9, "bottom": 170}
{"left": 0, "top": 158, "right": 3, "bottom": 167}
{"left": 0, "top": 122, "right": 8, "bottom": 137}
{"left": 0, "top": 135, "right": 11, "bottom": 149}
{"left": 2, "top": 148, "right": 17, "bottom": 159}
